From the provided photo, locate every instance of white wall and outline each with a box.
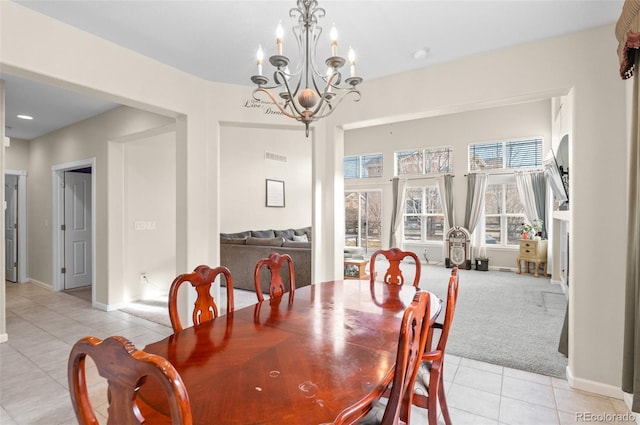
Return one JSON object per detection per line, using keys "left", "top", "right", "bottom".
{"left": 5, "top": 138, "right": 30, "bottom": 170}
{"left": 344, "top": 100, "right": 551, "bottom": 269}
{"left": 220, "top": 124, "right": 311, "bottom": 233}
{"left": 26, "top": 106, "right": 174, "bottom": 304}
{"left": 123, "top": 129, "right": 176, "bottom": 301}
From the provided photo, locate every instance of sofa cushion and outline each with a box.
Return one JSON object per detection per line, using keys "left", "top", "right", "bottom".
{"left": 221, "top": 237, "right": 247, "bottom": 245}
{"left": 292, "top": 234, "right": 308, "bottom": 242}
{"left": 275, "top": 229, "right": 296, "bottom": 240}
{"left": 221, "top": 230, "right": 251, "bottom": 239}
{"left": 246, "top": 236, "right": 284, "bottom": 247}
{"left": 294, "top": 226, "right": 312, "bottom": 242}
{"left": 283, "top": 240, "right": 311, "bottom": 249}
{"left": 252, "top": 229, "right": 276, "bottom": 238}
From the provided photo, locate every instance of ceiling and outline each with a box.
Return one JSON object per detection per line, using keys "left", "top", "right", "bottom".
{"left": 2, "top": 0, "right": 625, "bottom": 140}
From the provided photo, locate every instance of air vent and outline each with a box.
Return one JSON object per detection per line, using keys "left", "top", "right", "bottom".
{"left": 265, "top": 151, "right": 287, "bottom": 163}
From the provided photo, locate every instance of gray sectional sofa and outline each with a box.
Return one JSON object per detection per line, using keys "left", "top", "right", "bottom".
{"left": 220, "top": 227, "right": 312, "bottom": 294}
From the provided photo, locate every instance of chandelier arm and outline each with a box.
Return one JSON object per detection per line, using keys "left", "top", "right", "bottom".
{"left": 278, "top": 72, "right": 307, "bottom": 117}
{"left": 276, "top": 68, "right": 302, "bottom": 101}
{"left": 310, "top": 89, "right": 362, "bottom": 120}
{"left": 307, "top": 70, "right": 338, "bottom": 117}
{"left": 252, "top": 88, "right": 299, "bottom": 120}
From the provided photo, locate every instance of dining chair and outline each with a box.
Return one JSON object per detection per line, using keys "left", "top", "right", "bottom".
{"left": 168, "top": 265, "right": 235, "bottom": 332}
{"left": 68, "top": 335, "right": 192, "bottom": 425}
{"left": 253, "top": 251, "right": 296, "bottom": 303}
{"left": 369, "top": 247, "right": 421, "bottom": 288}
{"left": 413, "top": 267, "right": 460, "bottom": 425}
{"left": 332, "top": 291, "right": 432, "bottom": 425}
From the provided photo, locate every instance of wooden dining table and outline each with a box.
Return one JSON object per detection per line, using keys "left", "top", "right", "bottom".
{"left": 141, "top": 279, "right": 441, "bottom": 425}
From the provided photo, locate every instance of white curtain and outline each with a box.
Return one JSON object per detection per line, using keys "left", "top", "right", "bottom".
{"left": 389, "top": 177, "right": 407, "bottom": 247}
{"left": 516, "top": 171, "right": 540, "bottom": 225}
{"left": 464, "top": 173, "right": 487, "bottom": 259}
{"left": 437, "top": 174, "right": 455, "bottom": 231}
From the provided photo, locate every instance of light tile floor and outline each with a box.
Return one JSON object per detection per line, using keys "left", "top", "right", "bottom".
{"left": 1, "top": 282, "right": 635, "bottom": 425}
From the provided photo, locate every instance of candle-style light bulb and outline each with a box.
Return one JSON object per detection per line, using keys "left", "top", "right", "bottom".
{"left": 330, "top": 24, "right": 338, "bottom": 56}
{"left": 257, "top": 45, "right": 264, "bottom": 75}
{"left": 348, "top": 47, "right": 356, "bottom": 77}
{"left": 276, "top": 21, "right": 284, "bottom": 55}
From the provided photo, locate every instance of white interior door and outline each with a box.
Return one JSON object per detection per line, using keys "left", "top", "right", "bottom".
{"left": 5, "top": 175, "right": 18, "bottom": 282}
{"left": 64, "top": 170, "right": 93, "bottom": 289}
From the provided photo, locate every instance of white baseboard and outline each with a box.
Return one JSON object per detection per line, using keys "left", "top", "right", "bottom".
{"left": 566, "top": 366, "right": 625, "bottom": 399}
{"left": 0, "top": 333, "right": 7, "bottom": 343}
{"left": 29, "top": 278, "right": 53, "bottom": 291}
{"left": 623, "top": 393, "right": 640, "bottom": 423}
{"left": 93, "top": 301, "right": 126, "bottom": 312}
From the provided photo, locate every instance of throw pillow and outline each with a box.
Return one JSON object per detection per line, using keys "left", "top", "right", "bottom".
{"left": 251, "top": 229, "right": 276, "bottom": 238}
{"left": 283, "top": 240, "right": 311, "bottom": 249}
{"left": 275, "top": 229, "right": 295, "bottom": 240}
{"left": 294, "top": 226, "right": 312, "bottom": 242}
{"left": 292, "top": 234, "right": 308, "bottom": 242}
{"left": 246, "top": 236, "right": 284, "bottom": 247}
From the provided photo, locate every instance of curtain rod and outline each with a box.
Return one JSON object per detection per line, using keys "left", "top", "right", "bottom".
{"left": 389, "top": 174, "right": 455, "bottom": 182}
{"left": 464, "top": 170, "right": 544, "bottom": 177}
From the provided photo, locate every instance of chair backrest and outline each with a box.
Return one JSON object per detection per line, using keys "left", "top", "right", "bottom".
{"left": 68, "top": 335, "right": 192, "bottom": 425}
{"left": 369, "top": 248, "right": 421, "bottom": 288}
{"left": 254, "top": 252, "right": 296, "bottom": 303}
{"left": 168, "top": 265, "right": 234, "bottom": 332}
{"left": 332, "top": 291, "right": 431, "bottom": 425}
{"left": 434, "top": 268, "right": 460, "bottom": 354}
{"left": 382, "top": 290, "right": 431, "bottom": 424}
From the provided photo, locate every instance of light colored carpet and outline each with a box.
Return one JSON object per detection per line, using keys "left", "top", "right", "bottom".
{"left": 414, "top": 263, "right": 568, "bottom": 378}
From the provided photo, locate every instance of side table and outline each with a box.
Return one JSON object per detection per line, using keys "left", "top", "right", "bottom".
{"left": 516, "top": 239, "right": 548, "bottom": 277}
{"left": 344, "top": 258, "right": 370, "bottom": 280}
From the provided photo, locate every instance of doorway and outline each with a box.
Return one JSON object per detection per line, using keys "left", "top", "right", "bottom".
{"left": 52, "top": 158, "right": 96, "bottom": 299}
{"left": 4, "top": 171, "right": 27, "bottom": 283}
{"left": 344, "top": 190, "right": 382, "bottom": 255}
{"left": 5, "top": 174, "right": 18, "bottom": 282}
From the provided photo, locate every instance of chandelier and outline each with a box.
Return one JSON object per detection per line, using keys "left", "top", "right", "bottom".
{"left": 250, "top": 0, "right": 362, "bottom": 137}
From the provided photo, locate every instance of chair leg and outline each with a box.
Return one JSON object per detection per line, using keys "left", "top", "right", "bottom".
{"left": 427, "top": 393, "right": 439, "bottom": 425}
{"left": 427, "top": 370, "right": 440, "bottom": 425}
{"left": 438, "top": 373, "right": 452, "bottom": 425}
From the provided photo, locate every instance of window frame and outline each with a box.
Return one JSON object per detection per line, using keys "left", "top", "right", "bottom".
{"left": 468, "top": 137, "right": 542, "bottom": 172}
{"left": 469, "top": 137, "right": 544, "bottom": 247}
{"left": 395, "top": 146, "right": 454, "bottom": 177}
{"left": 403, "top": 184, "right": 445, "bottom": 244}
{"left": 344, "top": 152, "right": 384, "bottom": 179}
{"left": 484, "top": 176, "right": 525, "bottom": 247}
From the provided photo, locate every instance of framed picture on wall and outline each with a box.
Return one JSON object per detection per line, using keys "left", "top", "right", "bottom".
{"left": 266, "top": 179, "right": 285, "bottom": 207}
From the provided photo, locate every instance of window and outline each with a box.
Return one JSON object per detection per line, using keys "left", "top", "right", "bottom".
{"left": 484, "top": 182, "right": 524, "bottom": 245}
{"left": 468, "top": 138, "right": 542, "bottom": 171}
{"left": 344, "top": 191, "right": 382, "bottom": 253}
{"left": 468, "top": 137, "right": 543, "bottom": 246}
{"left": 403, "top": 186, "right": 444, "bottom": 242}
{"left": 344, "top": 153, "right": 383, "bottom": 179}
{"left": 396, "top": 146, "right": 453, "bottom": 176}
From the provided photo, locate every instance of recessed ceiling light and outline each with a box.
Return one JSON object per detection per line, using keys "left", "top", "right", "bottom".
{"left": 17, "top": 114, "right": 34, "bottom": 120}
